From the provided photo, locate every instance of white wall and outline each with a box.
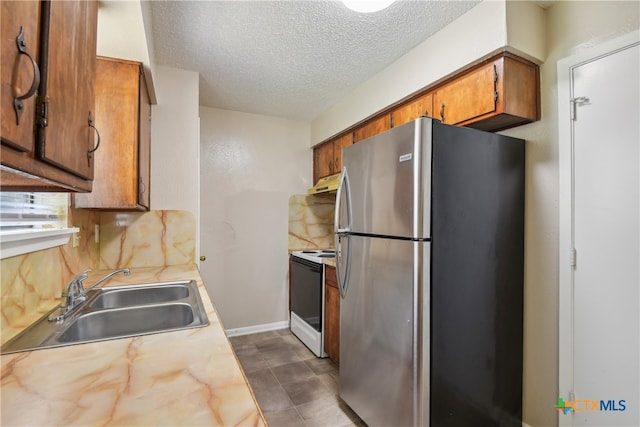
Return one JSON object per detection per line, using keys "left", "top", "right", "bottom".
{"left": 309, "top": 1, "right": 639, "bottom": 426}
{"left": 96, "top": 0, "right": 157, "bottom": 102}
{"left": 199, "top": 107, "right": 311, "bottom": 329}
{"left": 150, "top": 66, "right": 200, "bottom": 252}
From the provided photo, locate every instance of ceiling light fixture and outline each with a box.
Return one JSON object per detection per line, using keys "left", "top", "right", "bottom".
{"left": 342, "top": 0, "right": 396, "bottom": 13}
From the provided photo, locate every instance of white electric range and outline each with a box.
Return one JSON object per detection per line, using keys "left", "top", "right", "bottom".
{"left": 289, "top": 249, "right": 335, "bottom": 357}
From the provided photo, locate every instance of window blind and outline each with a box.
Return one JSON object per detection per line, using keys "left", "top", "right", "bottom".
{"left": 0, "top": 192, "right": 68, "bottom": 231}
{"left": 0, "top": 192, "right": 75, "bottom": 259}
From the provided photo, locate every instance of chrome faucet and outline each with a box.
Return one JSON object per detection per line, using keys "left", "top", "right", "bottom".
{"left": 49, "top": 268, "right": 131, "bottom": 322}
{"left": 62, "top": 269, "right": 90, "bottom": 310}
{"left": 84, "top": 268, "right": 131, "bottom": 293}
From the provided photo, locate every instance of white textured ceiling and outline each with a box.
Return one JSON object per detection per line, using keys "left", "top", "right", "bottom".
{"left": 149, "top": 1, "right": 481, "bottom": 120}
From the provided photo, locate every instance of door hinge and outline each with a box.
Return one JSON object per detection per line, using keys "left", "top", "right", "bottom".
{"left": 35, "top": 95, "right": 49, "bottom": 128}
{"left": 570, "top": 248, "right": 577, "bottom": 268}
{"left": 570, "top": 96, "right": 589, "bottom": 121}
{"left": 494, "top": 90, "right": 499, "bottom": 104}
{"left": 493, "top": 64, "right": 498, "bottom": 83}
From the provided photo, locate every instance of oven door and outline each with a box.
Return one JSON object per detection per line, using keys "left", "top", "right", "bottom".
{"left": 290, "top": 256, "right": 323, "bottom": 331}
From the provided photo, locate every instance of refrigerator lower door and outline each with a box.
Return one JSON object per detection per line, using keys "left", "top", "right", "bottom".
{"left": 339, "top": 235, "right": 430, "bottom": 427}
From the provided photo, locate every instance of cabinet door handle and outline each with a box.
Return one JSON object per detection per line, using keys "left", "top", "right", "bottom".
{"left": 87, "top": 112, "right": 101, "bottom": 166}
{"left": 440, "top": 103, "right": 446, "bottom": 123}
{"left": 13, "top": 26, "right": 41, "bottom": 125}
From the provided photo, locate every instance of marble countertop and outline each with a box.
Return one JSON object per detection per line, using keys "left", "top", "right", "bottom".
{"left": 1, "top": 265, "right": 266, "bottom": 427}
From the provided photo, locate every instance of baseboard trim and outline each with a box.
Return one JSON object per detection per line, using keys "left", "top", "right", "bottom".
{"left": 225, "top": 320, "right": 290, "bottom": 337}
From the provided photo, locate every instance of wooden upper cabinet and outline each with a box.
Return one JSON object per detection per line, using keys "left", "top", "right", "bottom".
{"left": 310, "top": 53, "right": 539, "bottom": 186}
{"left": 332, "top": 132, "right": 352, "bottom": 175}
{"left": 354, "top": 115, "right": 390, "bottom": 143}
{"left": 434, "top": 62, "right": 496, "bottom": 126}
{"left": 0, "top": 0, "right": 98, "bottom": 192}
{"left": 38, "top": 0, "right": 98, "bottom": 180}
{"left": 74, "top": 57, "right": 151, "bottom": 210}
{"left": 433, "top": 54, "right": 539, "bottom": 131}
{"left": 1, "top": 1, "right": 40, "bottom": 153}
{"left": 313, "top": 132, "right": 353, "bottom": 183}
{"left": 391, "top": 92, "right": 433, "bottom": 128}
{"left": 313, "top": 141, "right": 334, "bottom": 183}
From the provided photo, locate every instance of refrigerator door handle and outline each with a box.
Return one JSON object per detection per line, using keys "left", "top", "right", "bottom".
{"left": 335, "top": 167, "right": 352, "bottom": 298}
{"left": 334, "top": 167, "right": 352, "bottom": 235}
{"left": 336, "top": 234, "right": 351, "bottom": 299}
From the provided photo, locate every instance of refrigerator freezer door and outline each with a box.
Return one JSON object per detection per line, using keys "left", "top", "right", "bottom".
{"left": 340, "top": 117, "right": 433, "bottom": 239}
{"left": 339, "top": 235, "right": 430, "bottom": 427}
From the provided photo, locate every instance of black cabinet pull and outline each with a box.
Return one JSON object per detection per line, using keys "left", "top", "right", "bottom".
{"left": 87, "top": 112, "right": 101, "bottom": 166}
{"left": 13, "top": 26, "right": 41, "bottom": 125}
{"left": 440, "top": 103, "right": 446, "bottom": 123}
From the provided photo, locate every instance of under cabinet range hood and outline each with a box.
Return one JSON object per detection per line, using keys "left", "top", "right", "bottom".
{"left": 307, "top": 173, "right": 340, "bottom": 195}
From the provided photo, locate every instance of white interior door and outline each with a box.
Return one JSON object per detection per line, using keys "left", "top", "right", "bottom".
{"left": 559, "top": 33, "right": 639, "bottom": 427}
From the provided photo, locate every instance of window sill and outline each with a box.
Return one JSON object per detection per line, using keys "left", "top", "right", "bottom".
{"left": 0, "top": 228, "right": 79, "bottom": 260}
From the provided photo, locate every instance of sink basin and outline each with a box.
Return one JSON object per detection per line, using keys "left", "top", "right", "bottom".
{"left": 89, "top": 283, "right": 191, "bottom": 308}
{"left": 58, "top": 303, "right": 197, "bottom": 343}
{"left": 1, "top": 280, "right": 209, "bottom": 354}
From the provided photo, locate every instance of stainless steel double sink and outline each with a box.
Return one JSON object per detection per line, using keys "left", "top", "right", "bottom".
{"left": 1, "top": 280, "right": 210, "bottom": 354}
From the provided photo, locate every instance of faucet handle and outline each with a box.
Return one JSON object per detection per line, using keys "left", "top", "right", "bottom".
{"left": 74, "top": 269, "right": 92, "bottom": 290}
{"left": 77, "top": 269, "right": 91, "bottom": 280}
{"left": 61, "top": 269, "right": 91, "bottom": 305}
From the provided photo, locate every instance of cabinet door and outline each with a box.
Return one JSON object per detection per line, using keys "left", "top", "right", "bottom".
{"left": 37, "top": 0, "right": 97, "bottom": 180}
{"left": 332, "top": 132, "right": 352, "bottom": 175}
{"left": 391, "top": 92, "right": 433, "bottom": 128}
{"left": 354, "top": 115, "right": 390, "bottom": 143}
{"left": 313, "top": 141, "right": 334, "bottom": 182}
{"left": 74, "top": 58, "right": 149, "bottom": 210}
{"left": 1, "top": 1, "right": 40, "bottom": 152}
{"left": 433, "top": 62, "right": 497, "bottom": 126}
{"left": 324, "top": 266, "right": 340, "bottom": 364}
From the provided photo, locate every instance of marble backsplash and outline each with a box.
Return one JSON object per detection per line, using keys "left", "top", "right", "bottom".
{"left": 288, "top": 194, "right": 335, "bottom": 250}
{"left": 100, "top": 210, "right": 195, "bottom": 269}
{"left": 1, "top": 210, "right": 196, "bottom": 344}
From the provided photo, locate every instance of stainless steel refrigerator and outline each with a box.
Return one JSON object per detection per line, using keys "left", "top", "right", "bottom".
{"left": 335, "top": 117, "right": 524, "bottom": 427}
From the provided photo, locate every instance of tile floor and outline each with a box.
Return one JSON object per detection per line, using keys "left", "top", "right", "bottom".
{"left": 229, "top": 329, "right": 366, "bottom": 427}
